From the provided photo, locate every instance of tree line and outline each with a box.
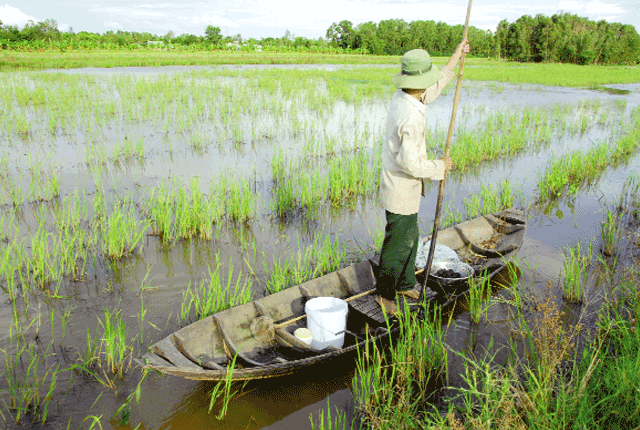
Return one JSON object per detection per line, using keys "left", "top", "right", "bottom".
{"left": 0, "top": 19, "right": 350, "bottom": 53}
{"left": 1, "top": 13, "right": 639, "bottom": 64}
{"left": 326, "top": 13, "right": 640, "bottom": 64}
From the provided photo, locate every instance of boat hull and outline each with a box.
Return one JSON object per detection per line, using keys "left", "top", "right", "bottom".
{"left": 136, "top": 208, "right": 527, "bottom": 381}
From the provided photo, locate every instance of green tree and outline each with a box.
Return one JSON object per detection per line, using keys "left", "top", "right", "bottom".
{"left": 408, "top": 20, "right": 437, "bottom": 52}
{"left": 495, "top": 19, "right": 509, "bottom": 59}
{"left": 204, "top": 25, "right": 222, "bottom": 44}
{"left": 20, "top": 19, "right": 61, "bottom": 41}
{"left": 377, "top": 19, "right": 409, "bottom": 55}
{"left": 326, "top": 20, "right": 356, "bottom": 49}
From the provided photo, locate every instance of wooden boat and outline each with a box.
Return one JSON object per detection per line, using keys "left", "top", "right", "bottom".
{"left": 135, "top": 208, "right": 526, "bottom": 381}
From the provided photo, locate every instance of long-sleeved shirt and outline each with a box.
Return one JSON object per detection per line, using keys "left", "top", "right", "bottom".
{"left": 379, "top": 66, "right": 455, "bottom": 215}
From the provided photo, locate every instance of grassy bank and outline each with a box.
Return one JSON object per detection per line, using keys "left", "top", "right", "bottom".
{"left": 3, "top": 51, "right": 640, "bottom": 88}
{"left": 0, "top": 50, "right": 398, "bottom": 71}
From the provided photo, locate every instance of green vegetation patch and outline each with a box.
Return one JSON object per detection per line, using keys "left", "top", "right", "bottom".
{"left": 0, "top": 50, "right": 399, "bottom": 72}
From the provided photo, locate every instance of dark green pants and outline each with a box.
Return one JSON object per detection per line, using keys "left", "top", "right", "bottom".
{"left": 377, "top": 211, "right": 419, "bottom": 300}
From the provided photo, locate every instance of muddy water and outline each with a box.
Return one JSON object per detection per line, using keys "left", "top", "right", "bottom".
{"left": 1, "top": 66, "right": 640, "bottom": 429}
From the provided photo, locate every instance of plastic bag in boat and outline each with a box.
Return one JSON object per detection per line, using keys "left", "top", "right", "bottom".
{"left": 415, "top": 240, "right": 459, "bottom": 269}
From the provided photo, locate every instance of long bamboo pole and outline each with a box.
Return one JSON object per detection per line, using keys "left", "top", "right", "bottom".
{"left": 419, "top": 0, "right": 474, "bottom": 302}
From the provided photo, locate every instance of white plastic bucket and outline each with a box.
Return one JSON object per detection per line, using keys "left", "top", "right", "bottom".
{"left": 305, "top": 297, "right": 348, "bottom": 350}
{"left": 294, "top": 328, "right": 313, "bottom": 345}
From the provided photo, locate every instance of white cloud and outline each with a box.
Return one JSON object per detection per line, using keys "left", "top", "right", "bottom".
{"left": 131, "top": 10, "right": 165, "bottom": 17}
{"left": 585, "top": 0, "right": 625, "bottom": 15}
{"left": 558, "top": 0, "right": 626, "bottom": 16}
{"left": 190, "top": 14, "right": 239, "bottom": 28}
{"left": 0, "top": 4, "right": 38, "bottom": 25}
{"left": 558, "top": 1, "right": 583, "bottom": 11}
{"left": 103, "top": 21, "right": 122, "bottom": 29}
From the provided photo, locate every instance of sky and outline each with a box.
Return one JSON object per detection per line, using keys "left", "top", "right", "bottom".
{"left": 1, "top": 0, "right": 639, "bottom": 40}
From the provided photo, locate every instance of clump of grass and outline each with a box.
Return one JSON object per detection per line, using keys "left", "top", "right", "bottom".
{"left": 28, "top": 169, "right": 60, "bottom": 202}
{"left": 563, "top": 242, "right": 592, "bottom": 303}
{"left": 98, "top": 308, "right": 133, "bottom": 380}
{"left": 600, "top": 209, "right": 622, "bottom": 256}
{"left": 208, "top": 354, "right": 241, "bottom": 420}
{"left": 432, "top": 265, "right": 640, "bottom": 429}
{"left": 310, "top": 400, "right": 350, "bottom": 430}
{"left": 574, "top": 287, "right": 640, "bottom": 428}
{"left": 468, "top": 271, "right": 491, "bottom": 324}
{"left": 461, "top": 179, "right": 525, "bottom": 221}
{"left": 353, "top": 303, "right": 447, "bottom": 428}
{"left": 617, "top": 173, "right": 640, "bottom": 221}
{"left": 452, "top": 290, "right": 583, "bottom": 429}
{"left": 100, "top": 200, "right": 149, "bottom": 259}
{"left": 538, "top": 113, "right": 640, "bottom": 203}
{"left": 217, "top": 173, "right": 256, "bottom": 223}
{"left": 262, "top": 231, "right": 345, "bottom": 294}
{"left": 0, "top": 340, "right": 60, "bottom": 425}
{"left": 179, "top": 256, "right": 253, "bottom": 323}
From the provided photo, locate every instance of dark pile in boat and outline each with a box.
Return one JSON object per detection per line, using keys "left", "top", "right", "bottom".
{"left": 434, "top": 268, "right": 461, "bottom": 279}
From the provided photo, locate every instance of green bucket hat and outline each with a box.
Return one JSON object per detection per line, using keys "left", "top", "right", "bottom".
{"left": 392, "top": 49, "right": 443, "bottom": 90}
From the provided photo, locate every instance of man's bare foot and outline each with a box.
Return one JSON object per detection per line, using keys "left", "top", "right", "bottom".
{"left": 375, "top": 295, "right": 398, "bottom": 317}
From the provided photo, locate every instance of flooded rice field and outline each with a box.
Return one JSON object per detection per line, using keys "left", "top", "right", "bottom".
{"left": 0, "top": 65, "right": 640, "bottom": 429}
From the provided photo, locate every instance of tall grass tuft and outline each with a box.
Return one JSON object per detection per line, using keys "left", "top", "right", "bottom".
{"left": 354, "top": 303, "right": 447, "bottom": 428}
{"left": 101, "top": 200, "right": 149, "bottom": 259}
{"left": 468, "top": 271, "right": 491, "bottom": 324}
{"left": 0, "top": 339, "right": 59, "bottom": 425}
{"left": 563, "top": 242, "right": 591, "bottom": 303}
{"left": 600, "top": 209, "right": 621, "bottom": 256}
{"left": 98, "top": 308, "right": 133, "bottom": 379}
{"left": 180, "top": 256, "right": 253, "bottom": 323}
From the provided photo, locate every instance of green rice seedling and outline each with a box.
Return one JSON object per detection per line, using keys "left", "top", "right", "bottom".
{"left": 464, "top": 192, "right": 482, "bottom": 219}
{"left": 479, "top": 184, "right": 500, "bottom": 214}
{"left": 354, "top": 303, "right": 447, "bottom": 428}
{"left": 60, "top": 305, "right": 73, "bottom": 340}
{"left": 538, "top": 118, "right": 640, "bottom": 203}
{"left": 2, "top": 173, "right": 24, "bottom": 207}
{"left": 86, "top": 141, "right": 108, "bottom": 166}
{"left": 498, "top": 179, "right": 514, "bottom": 209}
{"left": 217, "top": 173, "right": 256, "bottom": 223}
{"left": 441, "top": 203, "right": 462, "bottom": 229}
{"left": 101, "top": 201, "right": 149, "bottom": 259}
{"left": 311, "top": 232, "right": 345, "bottom": 276}
{"left": 189, "top": 130, "right": 206, "bottom": 152}
{"left": 600, "top": 209, "right": 621, "bottom": 256}
{"left": 272, "top": 176, "right": 297, "bottom": 217}
{"left": 144, "top": 181, "right": 174, "bottom": 243}
{"left": 77, "top": 328, "right": 101, "bottom": 371}
{"left": 0, "top": 339, "right": 59, "bottom": 425}
{"left": 98, "top": 308, "right": 133, "bottom": 379}
{"left": 563, "top": 242, "right": 590, "bottom": 303}
{"left": 468, "top": 271, "right": 491, "bottom": 324}
{"left": 30, "top": 169, "right": 60, "bottom": 202}
{"left": 180, "top": 257, "right": 252, "bottom": 323}
{"left": 208, "top": 353, "right": 241, "bottom": 420}
{"left": 310, "top": 400, "right": 350, "bottom": 430}
{"left": 135, "top": 136, "right": 144, "bottom": 158}
{"left": 30, "top": 224, "right": 63, "bottom": 289}
{"left": 262, "top": 255, "right": 293, "bottom": 295}
{"left": 262, "top": 231, "right": 338, "bottom": 295}
{"left": 78, "top": 415, "right": 104, "bottom": 430}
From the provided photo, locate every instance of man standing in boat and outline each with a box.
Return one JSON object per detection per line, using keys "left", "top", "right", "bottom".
{"left": 376, "top": 40, "right": 470, "bottom": 315}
